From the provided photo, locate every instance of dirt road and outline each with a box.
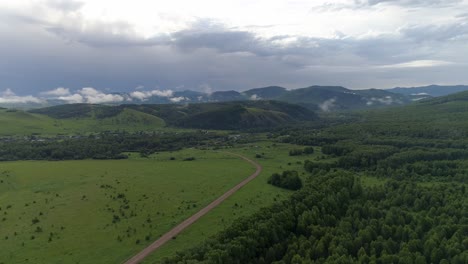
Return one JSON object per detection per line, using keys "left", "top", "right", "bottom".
{"left": 123, "top": 152, "right": 262, "bottom": 264}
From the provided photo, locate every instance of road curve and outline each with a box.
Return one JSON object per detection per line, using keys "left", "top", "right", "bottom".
{"left": 123, "top": 152, "right": 263, "bottom": 264}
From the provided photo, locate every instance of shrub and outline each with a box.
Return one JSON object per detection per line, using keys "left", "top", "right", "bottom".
{"left": 267, "top": 170, "right": 302, "bottom": 190}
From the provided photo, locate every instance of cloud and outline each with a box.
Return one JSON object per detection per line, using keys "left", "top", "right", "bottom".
{"left": 401, "top": 22, "right": 468, "bottom": 43}
{"left": 56, "top": 88, "right": 125, "bottom": 104}
{"left": 319, "top": 98, "right": 336, "bottom": 112}
{"left": 0, "top": 89, "right": 43, "bottom": 104}
{"left": 377, "top": 60, "right": 455, "bottom": 69}
{"left": 367, "top": 96, "right": 397, "bottom": 105}
{"left": 40, "top": 87, "right": 71, "bottom": 97}
{"left": 129, "top": 89, "right": 174, "bottom": 101}
{"left": 199, "top": 83, "right": 213, "bottom": 94}
{"left": 46, "top": 0, "right": 84, "bottom": 12}
{"left": 45, "top": 21, "right": 164, "bottom": 48}
{"left": 169, "top": 96, "right": 189, "bottom": 103}
{"left": 361, "top": 0, "right": 462, "bottom": 7}
{"left": 1, "top": 0, "right": 468, "bottom": 92}
{"left": 78, "top": 87, "right": 125, "bottom": 103}
{"left": 249, "top": 94, "right": 260, "bottom": 100}
{"left": 58, "top": 93, "right": 84, "bottom": 104}
{"left": 320, "top": 0, "right": 463, "bottom": 10}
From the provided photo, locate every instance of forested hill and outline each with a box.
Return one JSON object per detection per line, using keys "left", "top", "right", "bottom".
{"left": 387, "top": 85, "right": 468, "bottom": 97}
{"left": 136, "top": 100, "right": 316, "bottom": 129}
{"left": 28, "top": 100, "right": 317, "bottom": 130}
{"left": 277, "top": 86, "right": 409, "bottom": 111}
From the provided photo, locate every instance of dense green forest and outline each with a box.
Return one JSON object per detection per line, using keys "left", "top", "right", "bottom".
{"left": 163, "top": 173, "right": 467, "bottom": 263}
{"left": 160, "top": 93, "right": 468, "bottom": 263}
{"left": 0, "top": 131, "right": 225, "bottom": 161}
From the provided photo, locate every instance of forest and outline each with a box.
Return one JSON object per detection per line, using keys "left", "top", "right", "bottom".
{"left": 159, "top": 98, "right": 468, "bottom": 263}
{"left": 0, "top": 131, "right": 224, "bottom": 161}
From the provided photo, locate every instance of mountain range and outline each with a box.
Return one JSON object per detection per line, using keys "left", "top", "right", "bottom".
{"left": 2, "top": 85, "right": 468, "bottom": 112}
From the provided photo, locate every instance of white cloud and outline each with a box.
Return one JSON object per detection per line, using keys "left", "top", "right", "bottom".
{"left": 250, "top": 94, "right": 260, "bottom": 100}
{"left": 0, "top": 89, "right": 43, "bottom": 104}
{"left": 377, "top": 60, "right": 455, "bottom": 69}
{"left": 169, "top": 96, "right": 188, "bottom": 102}
{"left": 367, "top": 96, "right": 403, "bottom": 105}
{"left": 40, "top": 87, "right": 71, "bottom": 97}
{"left": 199, "top": 83, "right": 213, "bottom": 94}
{"left": 129, "top": 89, "right": 174, "bottom": 101}
{"left": 78, "top": 87, "right": 125, "bottom": 103}
{"left": 55, "top": 87, "right": 125, "bottom": 104}
{"left": 319, "top": 98, "right": 336, "bottom": 111}
{"left": 58, "top": 93, "right": 84, "bottom": 103}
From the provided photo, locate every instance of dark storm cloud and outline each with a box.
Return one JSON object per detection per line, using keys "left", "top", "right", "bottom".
{"left": 1, "top": 5, "right": 468, "bottom": 95}
{"left": 45, "top": 23, "right": 166, "bottom": 47}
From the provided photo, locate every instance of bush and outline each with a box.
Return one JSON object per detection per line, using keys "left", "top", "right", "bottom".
{"left": 289, "top": 149, "right": 303, "bottom": 156}
{"left": 267, "top": 170, "right": 302, "bottom": 190}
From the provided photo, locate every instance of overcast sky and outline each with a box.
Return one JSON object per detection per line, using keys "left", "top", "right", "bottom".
{"left": 1, "top": 0, "right": 468, "bottom": 102}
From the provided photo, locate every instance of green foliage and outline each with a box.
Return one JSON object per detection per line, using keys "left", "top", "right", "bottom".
{"left": 267, "top": 171, "right": 302, "bottom": 190}
{"left": 163, "top": 173, "right": 467, "bottom": 264}
{"left": 0, "top": 131, "right": 221, "bottom": 161}
{"left": 171, "top": 100, "right": 317, "bottom": 130}
{"left": 278, "top": 86, "right": 408, "bottom": 110}
{"left": 289, "top": 147, "right": 314, "bottom": 156}
{"left": 160, "top": 91, "right": 468, "bottom": 263}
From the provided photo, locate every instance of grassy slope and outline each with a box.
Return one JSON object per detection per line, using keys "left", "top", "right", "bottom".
{"left": 0, "top": 108, "right": 165, "bottom": 136}
{"left": 0, "top": 109, "right": 61, "bottom": 136}
{"left": 0, "top": 150, "right": 253, "bottom": 264}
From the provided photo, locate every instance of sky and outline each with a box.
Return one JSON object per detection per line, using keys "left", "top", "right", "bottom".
{"left": 1, "top": 0, "right": 468, "bottom": 103}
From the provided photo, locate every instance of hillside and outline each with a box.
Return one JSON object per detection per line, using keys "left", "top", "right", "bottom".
{"left": 242, "top": 86, "right": 287, "bottom": 99}
{"left": 324, "top": 90, "right": 468, "bottom": 141}
{"left": 30, "top": 104, "right": 123, "bottom": 119}
{"left": 387, "top": 85, "right": 468, "bottom": 98}
{"left": 17, "top": 100, "right": 316, "bottom": 133}
{"left": 278, "top": 86, "right": 408, "bottom": 111}
{"left": 0, "top": 106, "right": 165, "bottom": 136}
{"left": 173, "top": 101, "right": 316, "bottom": 130}
{"left": 123, "top": 100, "right": 317, "bottom": 130}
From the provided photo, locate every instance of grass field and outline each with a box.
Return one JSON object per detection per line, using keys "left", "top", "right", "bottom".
{"left": 0, "top": 142, "right": 323, "bottom": 264}
{"left": 0, "top": 149, "right": 256, "bottom": 264}
{"left": 0, "top": 108, "right": 165, "bottom": 136}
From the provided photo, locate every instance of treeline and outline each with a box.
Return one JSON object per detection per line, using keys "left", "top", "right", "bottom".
{"left": 0, "top": 132, "right": 222, "bottom": 161}
{"left": 162, "top": 172, "right": 467, "bottom": 263}
{"left": 304, "top": 143, "right": 468, "bottom": 182}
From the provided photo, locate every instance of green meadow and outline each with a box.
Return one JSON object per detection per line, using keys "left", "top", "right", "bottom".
{"left": 0, "top": 149, "right": 255, "bottom": 263}
{"left": 0, "top": 144, "right": 320, "bottom": 264}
